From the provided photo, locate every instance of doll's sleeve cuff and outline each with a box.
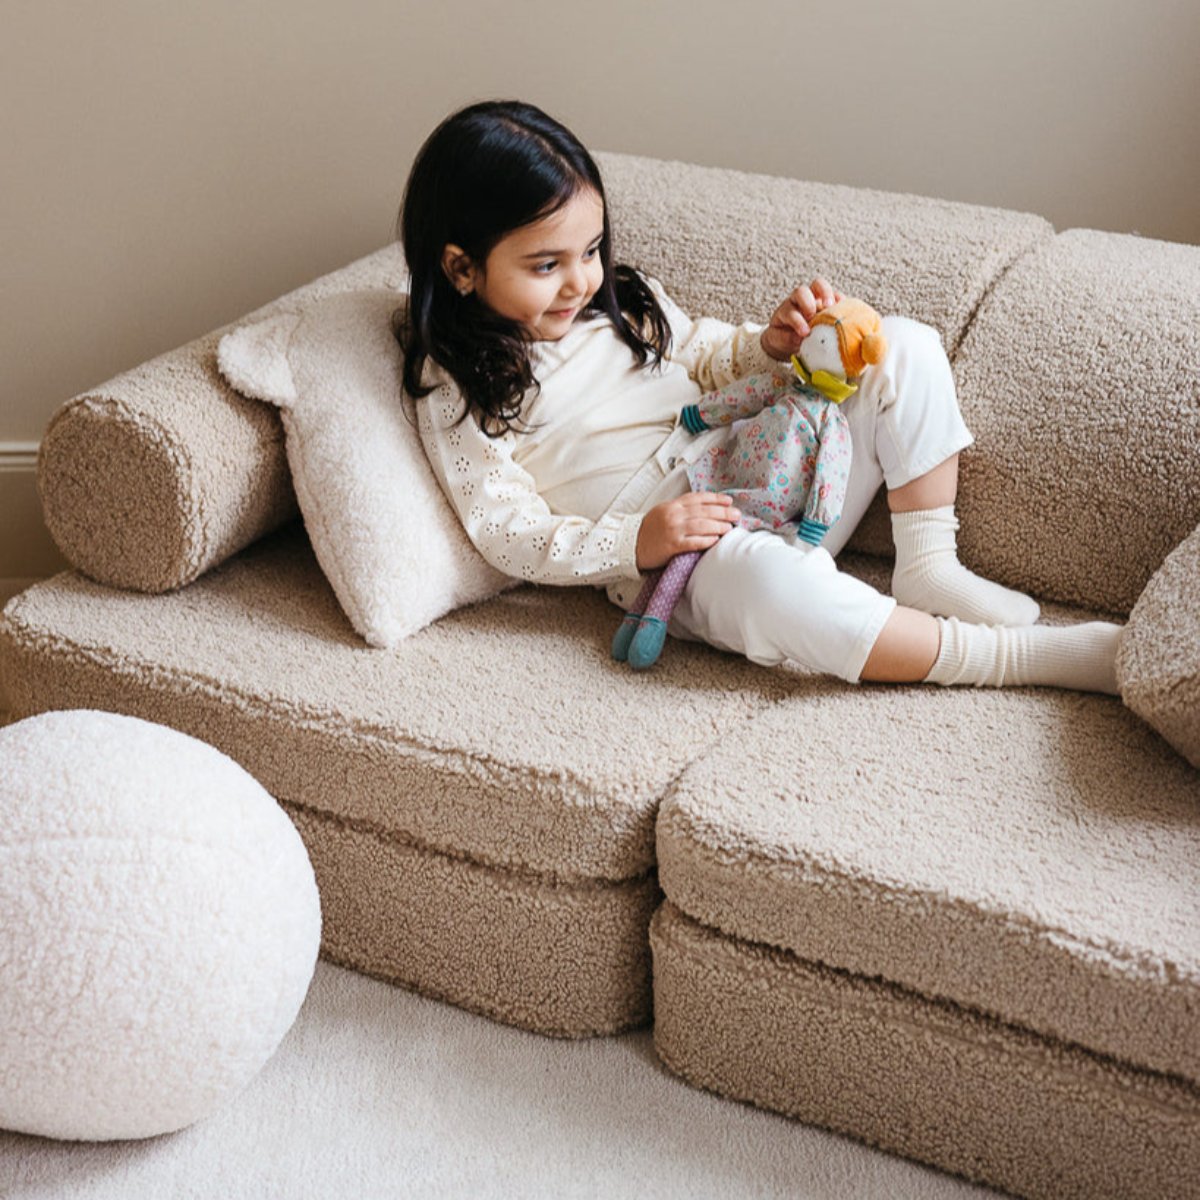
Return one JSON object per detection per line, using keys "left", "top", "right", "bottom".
{"left": 797, "top": 517, "right": 831, "bottom": 546}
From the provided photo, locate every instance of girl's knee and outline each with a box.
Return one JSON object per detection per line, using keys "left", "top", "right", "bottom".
{"left": 880, "top": 314, "right": 942, "bottom": 346}
{"left": 878, "top": 316, "right": 949, "bottom": 372}
{"left": 864, "top": 315, "right": 956, "bottom": 415}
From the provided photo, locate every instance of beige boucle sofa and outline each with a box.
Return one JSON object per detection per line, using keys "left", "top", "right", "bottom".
{"left": 2, "top": 153, "right": 1198, "bottom": 1200}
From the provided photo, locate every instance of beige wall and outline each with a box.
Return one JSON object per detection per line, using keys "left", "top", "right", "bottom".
{"left": 3, "top": 0, "right": 1199, "bottom": 576}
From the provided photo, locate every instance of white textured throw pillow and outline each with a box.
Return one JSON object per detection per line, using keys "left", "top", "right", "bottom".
{"left": 217, "top": 289, "right": 512, "bottom": 647}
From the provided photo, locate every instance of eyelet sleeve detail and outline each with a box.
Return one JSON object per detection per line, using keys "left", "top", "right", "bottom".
{"left": 645, "top": 275, "right": 777, "bottom": 389}
{"left": 417, "top": 381, "right": 645, "bottom": 586}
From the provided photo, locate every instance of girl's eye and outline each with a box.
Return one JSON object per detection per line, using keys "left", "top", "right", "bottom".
{"left": 534, "top": 245, "right": 600, "bottom": 274}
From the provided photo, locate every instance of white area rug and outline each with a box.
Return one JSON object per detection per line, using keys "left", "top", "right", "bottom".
{"left": 0, "top": 961, "right": 1002, "bottom": 1199}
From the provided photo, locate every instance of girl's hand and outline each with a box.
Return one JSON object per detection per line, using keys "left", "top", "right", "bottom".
{"left": 636, "top": 493, "right": 741, "bottom": 571}
{"left": 761, "top": 278, "right": 843, "bottom": 361}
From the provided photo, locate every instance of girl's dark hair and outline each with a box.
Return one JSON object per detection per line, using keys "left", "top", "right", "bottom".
{"left": 395, "top": 99, "right": 671, "bottom": 435}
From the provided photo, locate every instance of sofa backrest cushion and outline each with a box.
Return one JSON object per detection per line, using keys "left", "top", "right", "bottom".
{"left": 953, "top": 229, "right": 1200, "bottom": 614}
{"left": 595, "top": 152, "right": 1053, "bottom": 355}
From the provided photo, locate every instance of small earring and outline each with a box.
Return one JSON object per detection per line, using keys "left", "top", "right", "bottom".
{"left": 458, "top": 284, "right": 473, "bottom": 296}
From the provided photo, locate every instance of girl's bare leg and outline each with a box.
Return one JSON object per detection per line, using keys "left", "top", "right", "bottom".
{"left": 887, "top": 454, "right": 958, "bottom": 513}
{"left": 860, "top": 606, "right": 941, "bottom": 682}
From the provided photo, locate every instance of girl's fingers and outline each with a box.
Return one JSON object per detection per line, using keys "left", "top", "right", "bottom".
{"left": 812, "top": 278, "right": 836, "bottom": 308}
{"left": 682, "top": 516, "right": 740, "bottom": 540}
{"left": 686, "top": 504, "right": 741, "bottom": 524}
{"left": 793, "top": 285, "right": 816, "bottom": 317}
{"left": 787, "top": 312, "right": 811, "bottom": 339}
{"left": 675, "top": 494, "right": 740, "bottom": 541}
{"left": 693, "top": 499, "right": 740, "bottom": 516}
{"left": 685, "top": 492, "right": 736, "bottom": 512}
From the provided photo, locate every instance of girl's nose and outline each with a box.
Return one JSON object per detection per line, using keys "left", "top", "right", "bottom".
{"left": 563, "top": 263, "right": 587, "bottom": 298}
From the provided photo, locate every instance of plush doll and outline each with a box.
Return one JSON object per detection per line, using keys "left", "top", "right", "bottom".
{"left": 612, "top": 297, "right": 888, "bottom": 670}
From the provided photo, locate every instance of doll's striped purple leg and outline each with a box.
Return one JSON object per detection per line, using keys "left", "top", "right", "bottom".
{"left": 628, "top": 551, "right": 702, "bottom": 670}
{"left": 611, "top": 569, "right": 662, "bottom": 661}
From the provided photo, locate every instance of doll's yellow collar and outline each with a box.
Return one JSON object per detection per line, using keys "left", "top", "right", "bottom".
{"left": 790, "top": 356, "right": 857, "bottom": 404}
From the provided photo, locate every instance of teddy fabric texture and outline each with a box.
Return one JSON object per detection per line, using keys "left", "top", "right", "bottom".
{"left": 948, "top": 228, "right": 1200, "bottom": 614}
{"left": 682, "top": 372, "right": 852, "bottom": 546}
{"left": 0, "top": 709, "right": 321, "bottom": 1141}
{"left": 217, "top": 288, "right": 514, "bottom": 648}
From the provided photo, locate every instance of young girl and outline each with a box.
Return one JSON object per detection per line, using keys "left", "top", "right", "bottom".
{"left": 397, "top": 99, "right": 1122, "bottom": 693}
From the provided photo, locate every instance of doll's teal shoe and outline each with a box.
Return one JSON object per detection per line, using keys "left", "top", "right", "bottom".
{"left": 628, "top": 617, "right": 669, "bottom": 670}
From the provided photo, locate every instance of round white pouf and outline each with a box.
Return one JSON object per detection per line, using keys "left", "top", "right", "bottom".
{"left": 0, "top": 710, "right": 322, "bottom": 1140}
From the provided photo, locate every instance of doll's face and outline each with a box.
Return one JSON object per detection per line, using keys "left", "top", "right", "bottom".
{"left": 797, "top": 325, "right": 845, "bottom": 379}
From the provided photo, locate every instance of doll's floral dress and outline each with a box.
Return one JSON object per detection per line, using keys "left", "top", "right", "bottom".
{"left": 680, "top": 369, "right": 853, "bottom": 547}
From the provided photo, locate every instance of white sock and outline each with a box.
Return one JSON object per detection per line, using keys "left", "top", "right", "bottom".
{"left": 891, "top": 506, "right": 1040, "bottom": 626}
{"left": 925, "top": 617, "right": 1122, "bottom": 694}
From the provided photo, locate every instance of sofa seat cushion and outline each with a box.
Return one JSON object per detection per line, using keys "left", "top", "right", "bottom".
{"left": 657, "top": 680, "right": 1200, "bottom": 1083}
{"left": 651, "top": 901, "right": 1200, "bottom": 1200}
{"left": 288, "top": 803, "right": 660, "bottom": 1038}
{"left": 0, "top": 523, "right": 799, "bottom": 886}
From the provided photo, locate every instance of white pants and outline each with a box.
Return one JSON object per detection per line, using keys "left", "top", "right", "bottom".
{"left": 668, "top": 317, "right": 974, "bottom": 682}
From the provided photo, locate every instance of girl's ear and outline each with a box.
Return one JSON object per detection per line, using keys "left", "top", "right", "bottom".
{"left": 441, "top": 244, "right": 477, "bottom": 295}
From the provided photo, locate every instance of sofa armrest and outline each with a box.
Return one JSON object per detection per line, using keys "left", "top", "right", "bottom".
{"left": 1117, "top": 522, "right": 1200, "bottom": 767}
{"left": 38, "top": 243, "right": 406, "bottom": 593}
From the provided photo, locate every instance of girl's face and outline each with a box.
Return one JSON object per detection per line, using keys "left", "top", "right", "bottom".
{"left": 449, "top": 189, "right": 606, "bottom": 341}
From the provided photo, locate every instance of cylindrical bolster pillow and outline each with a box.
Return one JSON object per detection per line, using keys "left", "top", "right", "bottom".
{"left": 39, "top": 344, "right": 295, "bottom": 593}
{"left": 1117, "top": 522, "right": 1200, "bottom": 768}
{"left": 38, "top": 243, "right": 407, "bottom": 592}
{"left": 953, "top": 229, "right": 1200, "bottom": 615}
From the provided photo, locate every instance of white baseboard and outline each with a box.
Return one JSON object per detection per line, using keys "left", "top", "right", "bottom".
{"left": 0, "top": 441, "right": 66, "bottom": 579}
{"left": 0, "top": 442, "right": 38, "bottom": 471}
